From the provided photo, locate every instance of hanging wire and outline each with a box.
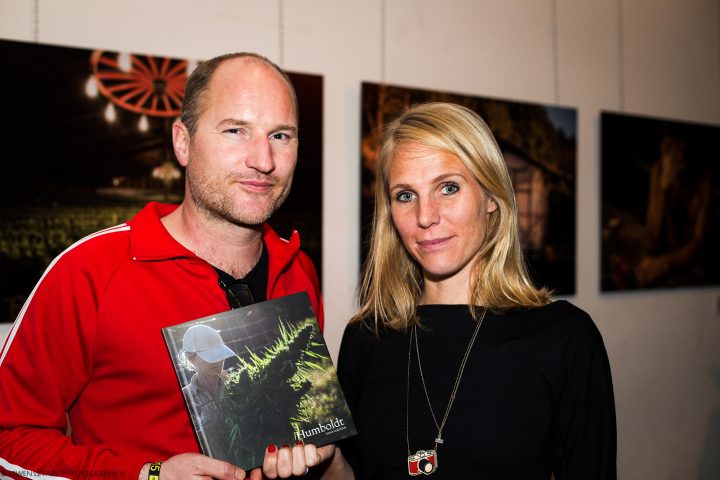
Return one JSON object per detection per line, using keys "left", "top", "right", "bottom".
{"left": 278, "top": 0, "right": 285, "bottom": 68}
{"left": 551, "top": 0, "right": 560, "bottom": 104}
{"left": 617, "top": 0, "right": 625, "bottom": 110}
{"left": 33, "top": 0, "right": 39, "bottom": 42}
{"left": 380, "top": 0, "right": 387, "bottom": 83}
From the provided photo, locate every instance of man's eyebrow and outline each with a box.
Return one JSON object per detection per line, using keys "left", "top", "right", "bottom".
{"left": 216, "top": 118, "right": 250, "bottom": 128}
{"left": 215, "top": 118, "right": 297, "bottom": 135}
{"left": 274, "top": 124, "right": 298, "bottom": 135}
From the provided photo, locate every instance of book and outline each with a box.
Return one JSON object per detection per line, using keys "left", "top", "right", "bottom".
{"left": 162, "top": 292, "right": 357, "bottom": 470}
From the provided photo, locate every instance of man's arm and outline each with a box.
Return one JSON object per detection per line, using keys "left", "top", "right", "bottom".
{"left": 0, "top": 253, "right": 145, "bottom": 479}
{"left": 0, "top": 246, "right": 249, "bottom": 480}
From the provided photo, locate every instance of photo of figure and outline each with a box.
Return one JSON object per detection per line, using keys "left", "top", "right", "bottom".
{"left": 601, "top": 111, "right": 719, "bottom": 291}
{"left": 181, "top": 325, "right": 238, "bottom": 459}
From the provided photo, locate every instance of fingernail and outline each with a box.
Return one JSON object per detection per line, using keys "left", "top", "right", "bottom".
{"left": 267, "top": 444, "right": 277, "bottom": 453}
{"left": 234, "top": 468, "right": 245, "bottom": 480}
{"left": 295, "top": 439, "right": 304, "bottom": 446}
{"left": 282, "top": 444, "right": 290, "bottom": 449}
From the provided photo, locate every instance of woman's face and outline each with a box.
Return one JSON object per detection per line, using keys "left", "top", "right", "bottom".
{"left": 388, "top": 141, "right": 497, "bottom": 284}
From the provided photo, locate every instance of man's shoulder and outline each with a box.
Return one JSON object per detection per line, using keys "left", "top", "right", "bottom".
{"left": 51, "top": 223, "right": 133, "bottom": 274}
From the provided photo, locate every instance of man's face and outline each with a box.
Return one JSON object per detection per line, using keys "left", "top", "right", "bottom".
{"left": 175, "top": 58, "right": 298, "bottom": 227}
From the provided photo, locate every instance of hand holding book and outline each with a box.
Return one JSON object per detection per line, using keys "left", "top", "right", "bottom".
{"left": 252, "top": 442, "right": 354, "bottom": 480}
{"left": 138, "top": 453, "right": 246, "bottom": 480}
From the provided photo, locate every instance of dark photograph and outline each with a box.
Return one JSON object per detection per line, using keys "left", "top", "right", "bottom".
{"left": 361, "top": 82, "right": 578, "bottom": 294}
{"left": 601, "top": 111, "right": 719, "bottom": 291}
{"left": 0, "top": 39, "right": 323, "bottom": 322}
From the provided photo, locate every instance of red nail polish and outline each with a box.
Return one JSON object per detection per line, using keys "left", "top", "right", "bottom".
{"left": 295, "top": 439, "right": 304, "bottom": 446}
{"left": 267, "top": 444, "right": 276, "bottom": 453}
{"left": 282, "top": 444, "right": 290, "bottom": 449}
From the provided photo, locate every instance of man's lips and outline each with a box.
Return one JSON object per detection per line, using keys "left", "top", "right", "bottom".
{"left": 416, "top": 236, "right": 453, "bottom": 252}
{"left": 237, "top": 179, "right": 275, "bottom": 192}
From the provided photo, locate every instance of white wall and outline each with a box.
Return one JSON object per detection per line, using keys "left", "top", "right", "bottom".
{"left": 1, "top": 0, "right": 719, "bottom": 478}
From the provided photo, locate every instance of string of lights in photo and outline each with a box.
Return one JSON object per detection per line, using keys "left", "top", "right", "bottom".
{"left": 84, "top": 51, "right": 197, "bottom": 186}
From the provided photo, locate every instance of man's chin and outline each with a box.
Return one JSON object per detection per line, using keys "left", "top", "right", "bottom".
{"left": 224, "top": 207, "right": 276, "bottom": 228}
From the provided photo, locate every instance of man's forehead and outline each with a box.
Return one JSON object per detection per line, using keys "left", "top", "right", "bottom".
{"left": 210, "top": 57, "right": 294, "bottom": 99}
{"left": 205, "top": 57, "right": 297, "bottom": 120}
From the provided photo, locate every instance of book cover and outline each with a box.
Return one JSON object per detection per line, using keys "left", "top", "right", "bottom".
{"left": 162, "top": 292, "right": 356, "bottom": 470}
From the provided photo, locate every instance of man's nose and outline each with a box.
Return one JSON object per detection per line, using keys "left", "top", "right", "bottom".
{"left": 245, "top": 136, "right": 275, "bottom": 173}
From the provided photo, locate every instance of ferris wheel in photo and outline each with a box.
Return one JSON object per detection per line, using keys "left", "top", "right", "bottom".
{"left": 87, "top": 50, "right": 196, "bottom": 128}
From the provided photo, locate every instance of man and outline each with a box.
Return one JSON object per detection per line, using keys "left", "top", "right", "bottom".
{"left": 0, "top": 53, "right": 323, "bottom": 480}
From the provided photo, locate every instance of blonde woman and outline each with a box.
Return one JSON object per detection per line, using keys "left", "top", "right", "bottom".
{"left": 262, "top": 102, "right": 615, "bottom": 479}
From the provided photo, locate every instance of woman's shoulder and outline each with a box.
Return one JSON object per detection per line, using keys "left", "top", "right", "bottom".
{"left": 500, "top": 299, "right": 601, "bottom": 341}
{"left": 340, "top": 318, "right": 402, "bottom": 348}
{"left": 528, "top": 300, "right": 606, "bottom": 347}
{"left": 339, "top": 318, "right": 404, "bottom": 363}
{"left": 515, "top": 299, "right": 591, "bottom": 322}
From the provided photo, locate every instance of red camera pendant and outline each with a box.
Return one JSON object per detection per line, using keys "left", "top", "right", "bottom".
{"left": 408, "top": 449, "right": 437, "bottom": 475}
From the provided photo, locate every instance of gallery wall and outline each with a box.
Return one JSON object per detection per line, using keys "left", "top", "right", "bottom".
{"left": 1, "top": 0, "right": 719, "bottom": 478}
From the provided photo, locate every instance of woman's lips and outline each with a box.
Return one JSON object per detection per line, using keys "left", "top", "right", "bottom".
{"left": 416, "top": 236, "right": 453, "bottom": 252}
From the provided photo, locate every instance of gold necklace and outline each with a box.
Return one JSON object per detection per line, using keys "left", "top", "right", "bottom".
{"left": 405, "top": 307, "right": 487, "bottom": 476}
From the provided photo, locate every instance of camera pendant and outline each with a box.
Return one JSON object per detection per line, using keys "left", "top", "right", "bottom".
{"left": 408, "top": 449, "right": 437, "bottom": 476}
{"left": 405, "top": 308, "right": 487, "bottom": 476}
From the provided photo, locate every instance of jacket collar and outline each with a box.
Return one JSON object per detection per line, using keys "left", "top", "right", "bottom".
{"left": 262, "top": 223, "right": 300, "bottom": 293}
{"left": 129, "top": 202, "right": 196, "bottom": 261}
{"left": 128, "top": 203, "right": 302, "bottom": 279}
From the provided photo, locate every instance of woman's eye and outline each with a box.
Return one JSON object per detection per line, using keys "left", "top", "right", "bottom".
{"left": 396, "top": 191, "right": 414, "bottom": 203}
{"left": 441, "top": 183, "right": 459, "bottom": 195}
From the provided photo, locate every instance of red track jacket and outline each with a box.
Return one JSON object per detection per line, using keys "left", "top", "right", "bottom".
{"left": 0, "top": 202, "right": 323, "bottom": 480}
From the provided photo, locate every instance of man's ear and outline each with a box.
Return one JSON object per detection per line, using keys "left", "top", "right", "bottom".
{"left": 172, "top": 121, "right": 191, "bottom": 167}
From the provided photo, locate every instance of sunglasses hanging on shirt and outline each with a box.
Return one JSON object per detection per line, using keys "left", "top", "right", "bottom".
{"left": 218, "top": 278, "right": 255, "bottom": 309}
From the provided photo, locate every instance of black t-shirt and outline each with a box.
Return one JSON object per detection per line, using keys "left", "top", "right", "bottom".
{"left": 215, "top": 243, "right": 268, "bottom": 306}
{"left": 337, "top": 301, "right": 617, "bottom": 479}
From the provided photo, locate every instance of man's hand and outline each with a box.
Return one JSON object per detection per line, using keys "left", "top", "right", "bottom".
{"left": 138, "top": 453, "right": 246, "bottom": 480}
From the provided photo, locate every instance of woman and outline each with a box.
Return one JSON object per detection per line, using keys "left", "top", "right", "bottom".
{"left": 263, "top": 102, "right": 616, "bottom": 479}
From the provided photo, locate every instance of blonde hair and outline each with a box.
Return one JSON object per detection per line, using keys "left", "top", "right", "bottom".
{"left": 353, "top": 102, "right": 551, "bottom": 332}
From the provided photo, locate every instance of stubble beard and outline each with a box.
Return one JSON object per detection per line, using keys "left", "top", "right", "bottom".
{"left": 186, "top": 165, "right": 292, "bottom": 228}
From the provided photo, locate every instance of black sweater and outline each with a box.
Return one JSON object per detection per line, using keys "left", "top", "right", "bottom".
{"left": 337, "top": 301, "right": 616, "bottom": 479}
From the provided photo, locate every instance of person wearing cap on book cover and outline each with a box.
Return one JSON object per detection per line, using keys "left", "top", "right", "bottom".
{"left": 0, "top": 52, "right": 328, "bottom": 480}
{"left": 182, "top": 325, "right": 237, "bottom": 461}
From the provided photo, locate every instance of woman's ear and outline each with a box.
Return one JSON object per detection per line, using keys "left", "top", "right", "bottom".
{"left": 486, "top": 196, "right": 498, "bottom": 214}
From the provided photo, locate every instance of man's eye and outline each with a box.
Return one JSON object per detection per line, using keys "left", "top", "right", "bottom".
{"left": 271, "top": 132, "right": 292, "bottom": 141}
{"left": 396, "top": 191, "right": 414, "bottom": 203}
{"left": 441, "top": 183, "right": 459, "bottom": 195}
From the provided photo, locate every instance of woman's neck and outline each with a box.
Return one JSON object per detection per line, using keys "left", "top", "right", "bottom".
{"left": 419, "top": 271, "right": 471, "bottom": 305}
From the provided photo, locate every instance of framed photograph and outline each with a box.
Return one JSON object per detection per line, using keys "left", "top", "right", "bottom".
{"left": 0, "top": 39, "right": 323, "bottom": 322}
{"left": 601, "top": 111, "right": 719, "bottom": 291}
{"left": 361, "top": 82, "right": 578, "bottom": 294}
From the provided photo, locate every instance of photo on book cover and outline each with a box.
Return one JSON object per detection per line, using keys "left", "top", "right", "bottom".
{"left": 162, "top": 292, "right": 356, "bottom": 470}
